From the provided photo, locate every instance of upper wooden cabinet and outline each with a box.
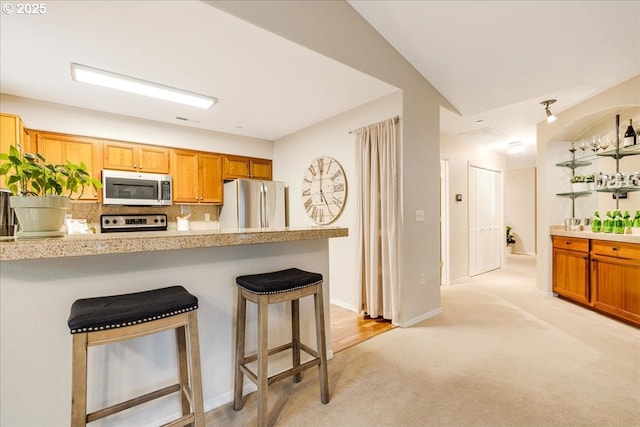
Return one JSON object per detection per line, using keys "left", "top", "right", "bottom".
{"left": 223, "top": 155, "right": 272, "bottom": 180}
{"left": 170, "top": 149, "right": 222, "bottom": 204}
{"left": 33, "top": 131, "right": 102, "bottom": 201}
{"left": 103, "top": 141, "right": 169, "bottom": 174}
{"left": 0, "top": 114, "right": 30, "bottom": 189}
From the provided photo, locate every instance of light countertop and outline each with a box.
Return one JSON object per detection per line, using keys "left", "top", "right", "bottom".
{"left": 0, "top": 226, "right": 349, "bottom": 262}
{"left": 550, "top": 226, "right": 640, "bottom": 244}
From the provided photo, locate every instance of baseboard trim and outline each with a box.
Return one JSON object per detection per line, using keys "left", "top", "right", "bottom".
{"left": 329, "top": 299, "right": 358, "bottom": 312}
{"left": 397, "top": 307, "right": 443, "bottom": 328}
{"left": 450, "top": 276, "right": 470, "bottom": 285}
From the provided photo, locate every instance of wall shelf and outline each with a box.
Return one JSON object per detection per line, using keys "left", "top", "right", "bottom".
{"left": 556, "top": 191, "right": 592, "bottom": 199}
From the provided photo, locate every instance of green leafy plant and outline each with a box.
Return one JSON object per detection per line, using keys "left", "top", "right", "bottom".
{"left": 0, "top": 145, "right": 101, "bottom": 198}
{"left": 570, "top": 174, "right": 595, "bottom": 184}
{"left": 506, "top": 225, "right": 516, "bottom": 246}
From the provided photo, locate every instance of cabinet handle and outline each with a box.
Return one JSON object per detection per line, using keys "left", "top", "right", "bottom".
{"left": 611, "top": 247, "right": 618, "bottom": 251}
{"left": 565, "top": 241, "right": 571, "bottom": 245}
{"left": 139, "top": 165, "right": 143, "bottom": 169}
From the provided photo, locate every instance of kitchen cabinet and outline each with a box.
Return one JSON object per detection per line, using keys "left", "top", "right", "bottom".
{"left": 170, "top": 149, "right": 222, "bottom": 204}
{"left": 33, "top": 131, "right": 102, "bottom": 201}
{"left": 552, "top": 236, "right": 590, "bottom": 305}
{"left": 223, "top": 155, "right": 272, "bottom": 180}
{"left": 590, "top": 240, "right": 640, "bottom": 325}
{"left": 103, "top": 141, "right": 169, "bottom": 174}
{"left": 0, "top": 113, "right": 30, "bottom": 189}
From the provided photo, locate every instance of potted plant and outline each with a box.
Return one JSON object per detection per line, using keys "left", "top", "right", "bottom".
{"left": 0, "top": 145, "right": 101, "bottom": 235}
{"left": 506, "top": 225, "right": 516, "bottom": 253}
{"left": 570, "top": 175, "right": 590, "bottom": 193}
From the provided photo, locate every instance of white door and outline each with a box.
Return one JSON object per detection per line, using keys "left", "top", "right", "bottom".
{"left": 469, "top": 166, "right": 501, "bottom": 276}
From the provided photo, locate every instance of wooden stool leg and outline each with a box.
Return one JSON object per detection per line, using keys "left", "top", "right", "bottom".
{"left": 257, "top": 296, "right": 269, "bottom": 427}
{"left": 234, "top": 290, "right": 247, "bottom": 411}
{"left": 176, "top": 325, "right": 190, "bottom": 418}
{"left": 314, "top": 284, "right": 330, "bottom": 404}
{"left": 71, "top": 333, "right": 88, "bottom": 427}
{"left": 291, "top": 298, "right": 301, "bottom": 383}
{"left": 187, "top": 311, "right": 205, "bottom": 426}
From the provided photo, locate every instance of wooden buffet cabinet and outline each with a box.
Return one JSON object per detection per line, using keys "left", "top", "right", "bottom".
{"left": 552, "top": 234, "right": 640, "bottom": 326}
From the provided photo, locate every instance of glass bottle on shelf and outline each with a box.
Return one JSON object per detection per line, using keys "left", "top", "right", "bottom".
{"left": 603, "top": 210, "right": 613, "bottom": 233}
{"left": 613, "top": 210, "right": 625, "bottom": 234}
{"left": 623, "top": 119, "right": 636, "bottom": 147}
{"left": 591, "top": 210, "right": 602, "bottom": 232}
{"left": 633, "top": 211, "right": 640, "bottom": 235}
{"left": 623, "top": 210, "right": 632, "bottom": 234}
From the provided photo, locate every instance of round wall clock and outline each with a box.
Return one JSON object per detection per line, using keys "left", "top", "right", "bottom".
{"left": 301, "top": 156, "right": 347, "bottom": 225}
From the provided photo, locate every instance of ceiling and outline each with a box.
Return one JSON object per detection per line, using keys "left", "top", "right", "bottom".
{"left": 1, "top": 1, "right": 639, "bottom": 166}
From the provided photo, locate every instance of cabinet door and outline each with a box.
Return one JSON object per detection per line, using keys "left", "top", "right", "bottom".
{"left": 223, "top": 155, "right": 251, "bottom": 180}
{"left": 199, "top": 153, "right": 223, "bottom": 203}
{"left": 103, "top": 141, "right": 138, "bottom": 172}
{"left": 35, "top": 132, "right": 101, "bottom": 201}
{"left": 104, "top": 141, "right": 169, "bottom": 174}
{"left": 552, "top": 247, "right": 590, "bottom": 305}
{"left": 250, "top": 158, "right": 272, "bottom": 180}
{"left": 591, "top": 254, "right": 640, "bottom": 326}
{"left": 0, "top": 114, "right": 29, "bottom": 189}
{"left": 170, "top": 149, "right": 199, "bottom": 203}
{"left": 138, "top": 145, "right": 169, "bottom": 174}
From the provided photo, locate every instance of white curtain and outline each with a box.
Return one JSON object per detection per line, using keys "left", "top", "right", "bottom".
{"left": 355, "top": 117, "right": 399, "bottom": 321}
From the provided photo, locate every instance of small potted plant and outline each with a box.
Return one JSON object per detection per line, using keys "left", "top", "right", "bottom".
{"left": 506, "top": 225, "right": 516, "bottom": 253}
{"left": 570, "top": 175, "right": 590, "bottom": 193}
{"left": 0, "top": 145, "right": 101, "bottom": 235}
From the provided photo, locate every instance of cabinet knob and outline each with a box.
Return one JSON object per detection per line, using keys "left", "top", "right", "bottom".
{"left": 565, "top": 241, "right": 571, "bottom": 245}
{"left": 139, "top": 166, "right": 143, "bottom": 169}
{"left": 612, "top": 247, "right": 618, "bottom": 251}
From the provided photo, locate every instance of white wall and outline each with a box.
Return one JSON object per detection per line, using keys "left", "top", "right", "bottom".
{"left": 440, "top": 133, "right": 507, "bottom": 284}
{"left": 0, "top": 94, "right": 272, "bottom": 157}
{"left": 505, "top": 168, "right": 537, "bottom": 255}
{"left": 212, "top": 1, "right": 451, "bottom": 326}
{"left": 274, "top": 91, "right": 403, "bottom": 312}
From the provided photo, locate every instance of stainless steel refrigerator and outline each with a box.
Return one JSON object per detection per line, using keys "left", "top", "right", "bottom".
{"left": 218, "top": 179, "right": 286, "bottom": 229}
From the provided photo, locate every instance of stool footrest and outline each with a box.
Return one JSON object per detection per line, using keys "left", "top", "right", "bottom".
{"left": 161, "top": 413, "right": 195, "bottom": 427}
{"left": 87, "top": 383, "right": 180, "bottom": 423}
{"left": 239, "top": 358, "right": 322, "bottom": 387}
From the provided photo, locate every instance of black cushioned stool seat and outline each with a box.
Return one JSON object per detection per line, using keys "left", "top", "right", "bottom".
{"left": 68, "top": 286, "right": 204, "bottom": 427}
{"left": 234, "top": 268, "right": 329, "bottom": 427}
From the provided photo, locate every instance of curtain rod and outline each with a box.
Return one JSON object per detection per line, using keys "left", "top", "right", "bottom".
{"left": 349, "top": 115, "right": 400, "bottom": 134}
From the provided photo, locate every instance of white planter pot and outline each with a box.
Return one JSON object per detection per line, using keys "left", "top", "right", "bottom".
{"left": 10, "top": 195, "right": 69, "bottom": 232}
{"left": 571, "top": 182, "right": 589, "bottom": 193}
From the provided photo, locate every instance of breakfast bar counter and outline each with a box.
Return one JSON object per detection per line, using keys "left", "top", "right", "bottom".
{"left": 0, "top": 227, "right": 347, "bottom": 426}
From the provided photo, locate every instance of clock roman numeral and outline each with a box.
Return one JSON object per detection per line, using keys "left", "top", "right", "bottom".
{"left": 331, "top": 169, "right": 343, "bottom": 181}
{"left": 307, "top": 165, "right": 317, "bottom": 177}
{"left": 331, "top": 195, "right": 343, "bottom": 206}
{"left": 302, "top": 188, "right": 311, "bottom": 196}
{"left": 304, "top": 198, "right": 313, "bottom": 210}
{"left": 332, "top": 183, "right": 344, "bottom": 192}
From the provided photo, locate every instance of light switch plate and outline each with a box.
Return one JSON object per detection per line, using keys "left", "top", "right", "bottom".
{"left": 415, "top": 210, "right": 425, "bottom": 222}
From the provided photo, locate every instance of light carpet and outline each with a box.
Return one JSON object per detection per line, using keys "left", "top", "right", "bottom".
{"left": 206, "top": 255, "right": 640, "bottom": 426}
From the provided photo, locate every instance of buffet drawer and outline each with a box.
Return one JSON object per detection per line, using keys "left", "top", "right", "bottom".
{"left": 591, "top": 240, "right": 640, "bottom": 261}
{"left": 552, "top": 236, "right": 589, "bottom": 253}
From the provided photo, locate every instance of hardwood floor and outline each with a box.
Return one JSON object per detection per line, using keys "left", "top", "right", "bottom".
{"left": 330, "top": 305, "right": 395, "bottom": 353}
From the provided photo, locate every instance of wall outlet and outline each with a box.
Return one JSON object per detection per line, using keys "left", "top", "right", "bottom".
{"left": 420, "top": 273, "right": 426, "bottom": 285}
{"left": 204, "top": 213, "right": 211, "bottom": 222}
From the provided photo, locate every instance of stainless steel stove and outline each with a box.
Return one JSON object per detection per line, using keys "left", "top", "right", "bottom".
{"left": 100, "top": 214, "right": 167, "bottom": 233}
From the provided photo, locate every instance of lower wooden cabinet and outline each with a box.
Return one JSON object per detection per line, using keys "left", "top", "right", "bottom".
{"left": 552, "top": 235, "right": 640, "bottom": 326}
{"left": 552, "top": 236, "right": 590, "bottom": 305}
{"left": 590, "top": 240, "right": 640, "bottom": 325}
{"left": 170, "top": 149, "right": 222, "bottom": 204}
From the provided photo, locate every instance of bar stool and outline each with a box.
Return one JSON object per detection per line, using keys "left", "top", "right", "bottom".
{"left": 234, "top": 268, "right": 329, "bottom": 426}
{"left": 67, "top": 285, "right": 205, "bottom": 427}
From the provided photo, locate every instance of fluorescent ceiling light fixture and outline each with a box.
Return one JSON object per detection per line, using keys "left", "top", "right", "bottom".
{"left": 70, "top": 63, "right": 217, "bottom": 109}
{"left": 507, "top": 141, "right": 525, "bottom": 154}
{"left": 540, "top": 99, "right": 557, "bottom": 123}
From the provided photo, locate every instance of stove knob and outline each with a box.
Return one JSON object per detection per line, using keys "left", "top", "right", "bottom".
{"left": 160, "top": 218, "right": 165, "bottom": 223}
{"left": 154, "top": 218, "right": 159, "bottom": 223}
{"left": 112, "top": 219, "right": 118, "bottom": 224}
{"left": 104, "top": 219, "right": 110, "bottom": 224}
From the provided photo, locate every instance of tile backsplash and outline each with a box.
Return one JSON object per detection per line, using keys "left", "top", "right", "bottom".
{"left": 69, "top": 203, "right": 219, "bottom": 229}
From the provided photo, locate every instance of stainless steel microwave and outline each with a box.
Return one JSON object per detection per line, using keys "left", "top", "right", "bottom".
{"left": 102, "top": 170, "right": 172, "bottom": 206}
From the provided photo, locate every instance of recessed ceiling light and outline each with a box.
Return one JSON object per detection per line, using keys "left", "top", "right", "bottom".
{"left": 71, "top": 63, "right": 217, "bottom": 109}
{"left": 507, "top": 141, "right": 525, "bottom": 154}
{"left": 476, "top": 119, "right": 484, "bottom": 124}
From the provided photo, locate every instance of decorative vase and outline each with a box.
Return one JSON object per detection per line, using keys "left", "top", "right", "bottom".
{"left": 10, "top": 195, "right": 69, "bottom": 232}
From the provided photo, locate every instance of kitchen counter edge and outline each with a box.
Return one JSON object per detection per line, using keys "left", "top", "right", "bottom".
{"left": 550, "top": 226, "right": 640, "bottom": 244}
{"left": 0, "top": 227, "right": 349, "bottom": 262}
